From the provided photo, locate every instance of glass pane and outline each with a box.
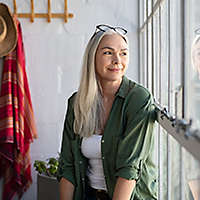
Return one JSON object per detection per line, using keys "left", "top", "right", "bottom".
{"left": 144, "top": 27, "right": 148, "bottom": 88}
{"left": 183, "top": 150, "right": 200, "bottom": 200}
{"left": 148, "top": 21, "right": 153, "bottom": 92}
{"left": 144, "top": 0, "right": 147, "bottom": 22}
{"left": 186, "top": 0, "right": 200, "bottom": 129}
{"left": 139, "top": 0, "right": 145, "bottom": 26}
{"left": 153, "top": 7, "right": 160, "bottom": 99}
{"left": 168, "top": 0, "right": 182, "bottom": 199}
{"left": 148, "top": 0, "right": 152, "bottom": 17}
{"left": 139, "top": 31, "right": 147, "bottom": 84}
{"left": 160, "top": 0, "right": 168, "bottom": 107}
{"left": 153, "top": 0, "right": 157, "bottom": 7}
{"left": 159, "top": 128, "right": 168, "bottom": 199}
{"left": 159, "top": 1, "right": 169, "bottom": 199}
{"left": 185, "top": 0, "right": 200, "bottom": 199}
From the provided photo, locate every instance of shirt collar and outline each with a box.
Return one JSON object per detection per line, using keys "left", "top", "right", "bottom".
{"left": 116, "top": 76, "right": 133, "bottom": 98}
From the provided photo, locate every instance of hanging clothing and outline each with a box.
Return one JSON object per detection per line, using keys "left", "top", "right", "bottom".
{"left": 0, "top": 19, "right": 37, "bottom": 200}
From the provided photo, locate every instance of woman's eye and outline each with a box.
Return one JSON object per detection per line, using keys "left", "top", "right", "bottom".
{"left": 103, "top": 51, "right": 112, "bottom": 55}
{"left": 121, "top": 52, "right": 127, "bottom": 56}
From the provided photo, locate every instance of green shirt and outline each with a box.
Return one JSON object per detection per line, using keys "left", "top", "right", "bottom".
{"left": 58, "top": 76, "right": 157, "bottom": 200}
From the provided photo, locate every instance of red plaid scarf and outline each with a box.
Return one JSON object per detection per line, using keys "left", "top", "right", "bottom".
{"left": 0, "top": 20, "right": 37, "bottom": 200}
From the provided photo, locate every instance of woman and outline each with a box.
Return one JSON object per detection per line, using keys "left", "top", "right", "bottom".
{"left": 191, "top": 35, "right": 200, "bottom": 127}
{"left": 191, "top": 35, "right": 200, "bottom": 79}
{"left": 58, "top": 24, "right": 157, "bottom": 200}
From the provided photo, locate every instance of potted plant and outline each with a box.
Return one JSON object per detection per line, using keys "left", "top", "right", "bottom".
{"left": 34, "top": 157, "right": 60, "bottom": 200}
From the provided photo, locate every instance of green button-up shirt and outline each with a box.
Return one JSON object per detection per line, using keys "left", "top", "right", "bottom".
{"left": 58, "top": 76, "right": 157, "bottom": 200}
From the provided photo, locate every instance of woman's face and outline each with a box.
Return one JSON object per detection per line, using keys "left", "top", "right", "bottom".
{"left": 192, "top": 41, "right": 200, "bottom": 73}
{"left": 95, "top": 34, "right": 129, "bottom": 83}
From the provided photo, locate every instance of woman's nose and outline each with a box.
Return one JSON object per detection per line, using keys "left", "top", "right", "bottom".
{"left": 112, "top": 54, "right": 120, "bottom": 64}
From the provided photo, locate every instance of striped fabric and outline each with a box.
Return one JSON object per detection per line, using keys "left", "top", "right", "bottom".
{"left": 0, "top": 20, "right": 37, "bottom": 200}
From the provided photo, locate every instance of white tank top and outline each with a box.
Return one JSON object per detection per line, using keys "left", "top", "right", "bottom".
{"left": 81, "top": 135, "right": 107, "bottom": 191}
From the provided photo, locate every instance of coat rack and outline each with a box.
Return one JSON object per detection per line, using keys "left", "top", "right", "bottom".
{"left": 13, "top": 0, "right": 74, "bottom": 23}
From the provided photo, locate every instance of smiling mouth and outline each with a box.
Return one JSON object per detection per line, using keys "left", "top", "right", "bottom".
{"left": 108, "top": 65, "right": 123, "bottom": 72}
{"left": 108, "top": 68, "right": 121, "bottom": 72}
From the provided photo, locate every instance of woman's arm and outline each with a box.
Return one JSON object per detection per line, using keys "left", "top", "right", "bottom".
{"left": 113, "top": 87, "right": 156, "bottom": 199}
{"left": 58, "top": 96, "right": 77, "bottom": 200}
{"left": 59, "top": 177, "right": 75, "bottom": 200}
{"left": 112, "top": 177, "right": 136, "bottom": 200}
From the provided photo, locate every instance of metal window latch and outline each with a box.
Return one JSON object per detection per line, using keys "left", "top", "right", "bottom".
{"left": 154, "top": 101, "right": 200, "bottom": 161}
{"left": 157, "top": 104, "right": 195, "bottom": 139}
{"left": 161, "top": 106, "right": 192, "bottom": 139}
{"left": 160, "top": 107, "right": 176, "bottom": 122}
{"left": 175, "top": 119, "right": 192, "bottom": 139}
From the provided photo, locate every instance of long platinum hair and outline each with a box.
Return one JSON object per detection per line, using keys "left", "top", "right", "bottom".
{"left": 73, "top": 29, "right": 128, "bottom": 137}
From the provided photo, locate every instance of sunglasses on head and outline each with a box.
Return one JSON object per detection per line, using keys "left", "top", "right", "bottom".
{"left": 95, "top": 24, "right": 127, "bottom": 35}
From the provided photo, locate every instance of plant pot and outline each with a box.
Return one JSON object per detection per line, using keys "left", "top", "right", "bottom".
{"left": 37, "top": 173, "right": 60, "bottom": 200}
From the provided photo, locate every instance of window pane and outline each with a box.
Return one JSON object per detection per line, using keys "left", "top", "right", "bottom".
{"left": 186, "top": 0, "right": 200, "bottom": 129}
{"left": 139, "top": 0, "right": 145, "bottom": 26}
{"left": 168, "top": 0, "right": 182, "bottom": 199}
{"left": 148, "top": 21, "right": 153, "bottom": 91}
{"left": 139, "top": 31, "right": 147, "bottom": 85}
{"left": 139, "top": 0, "right": 200, "bottom": 199}
{"left": 185, "top": 0, "right": 200, "bottom": 199}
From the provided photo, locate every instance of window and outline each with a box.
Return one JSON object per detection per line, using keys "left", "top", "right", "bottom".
{"left": 139, "top": 0, "right": 200, "bottom": 199}
{"left": 186, "top": 0, "right": 200, "bottom": 132}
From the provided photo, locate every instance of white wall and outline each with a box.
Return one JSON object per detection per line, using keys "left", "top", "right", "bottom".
{"left": 0, "top": 0, "right": 138, "bottom": 199}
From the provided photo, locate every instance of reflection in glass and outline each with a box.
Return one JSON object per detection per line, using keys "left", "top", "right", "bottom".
{"left": 186, "top": 1, "right": 200, "bottom": 200}
{"left": 191, "top": 35, "right": 200, "bottom": 79}
{"left": 191, "top": 35, "right": 200, "bottom": 127}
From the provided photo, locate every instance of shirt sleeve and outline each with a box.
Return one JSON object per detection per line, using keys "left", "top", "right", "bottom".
{"left": 115, "top": 86, "right": 156, "bottom": 181}
{"left": 57, "top": 96, "right": 76, "bottom": 186}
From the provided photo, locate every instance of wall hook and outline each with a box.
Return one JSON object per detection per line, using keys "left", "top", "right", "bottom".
{"left": 12, "top": 0, "right": 74, "bottom": 23}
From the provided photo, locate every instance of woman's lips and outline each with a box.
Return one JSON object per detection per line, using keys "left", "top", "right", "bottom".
{"left": 108, "top": 65, "right": 123, "bottom": 72}
{"left": 108, "top": 68, "right": 121, "bottom": 72}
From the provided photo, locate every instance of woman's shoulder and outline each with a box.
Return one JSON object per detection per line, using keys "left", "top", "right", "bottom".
{"left": 67, "top": 92, "right": 77, "bottom": 105}
{"left": 68, "top": 91, "right": 77, "bottom": 100}
{"left": 125, "top": 77, "right": 152, "bottom": 101}
{"left": 124, "top": 78, "right": 156, "bottom": 118}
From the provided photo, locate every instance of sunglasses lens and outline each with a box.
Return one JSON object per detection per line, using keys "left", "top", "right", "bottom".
{"left": 98, "top": 25, "right": 111, "bottom": 32}
{"left": 96, "top": 25, "right": 127, "bottom": 35}
{"left": 115, "top": 27, "right": 127, "bottom": 35}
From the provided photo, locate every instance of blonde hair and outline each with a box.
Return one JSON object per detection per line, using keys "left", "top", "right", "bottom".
{"left": 73, "top": 29, "right": 128, "bottom": 137}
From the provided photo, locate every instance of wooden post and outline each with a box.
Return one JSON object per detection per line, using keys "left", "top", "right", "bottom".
{"left": 13, "top": 0, "right": 17, "bottom": 15}
{"left": 47, "top": 0, "right": 52, "bottom": 22}
{"left": 64, "top": 0, "right": 68, "bottom": 23}
{"left": 30, "top": 0, "right": 34, "bottom": 23}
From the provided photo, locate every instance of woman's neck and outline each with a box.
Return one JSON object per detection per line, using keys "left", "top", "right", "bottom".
{"left": 100, "top": 78, "right": 122, "bottom": 99}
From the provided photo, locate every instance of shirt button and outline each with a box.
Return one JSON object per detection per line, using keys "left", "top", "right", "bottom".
{"left": 79, "top": 161, "right": 82, "bottom": 164}
{"left": 102, "top": 156, "right": 105, "bottom": 160}
{"left": 101, "top": 140, "right": 104, "bottom": 143}
{"left": 82, "top": 178, "right": 85, "bottom": 182}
